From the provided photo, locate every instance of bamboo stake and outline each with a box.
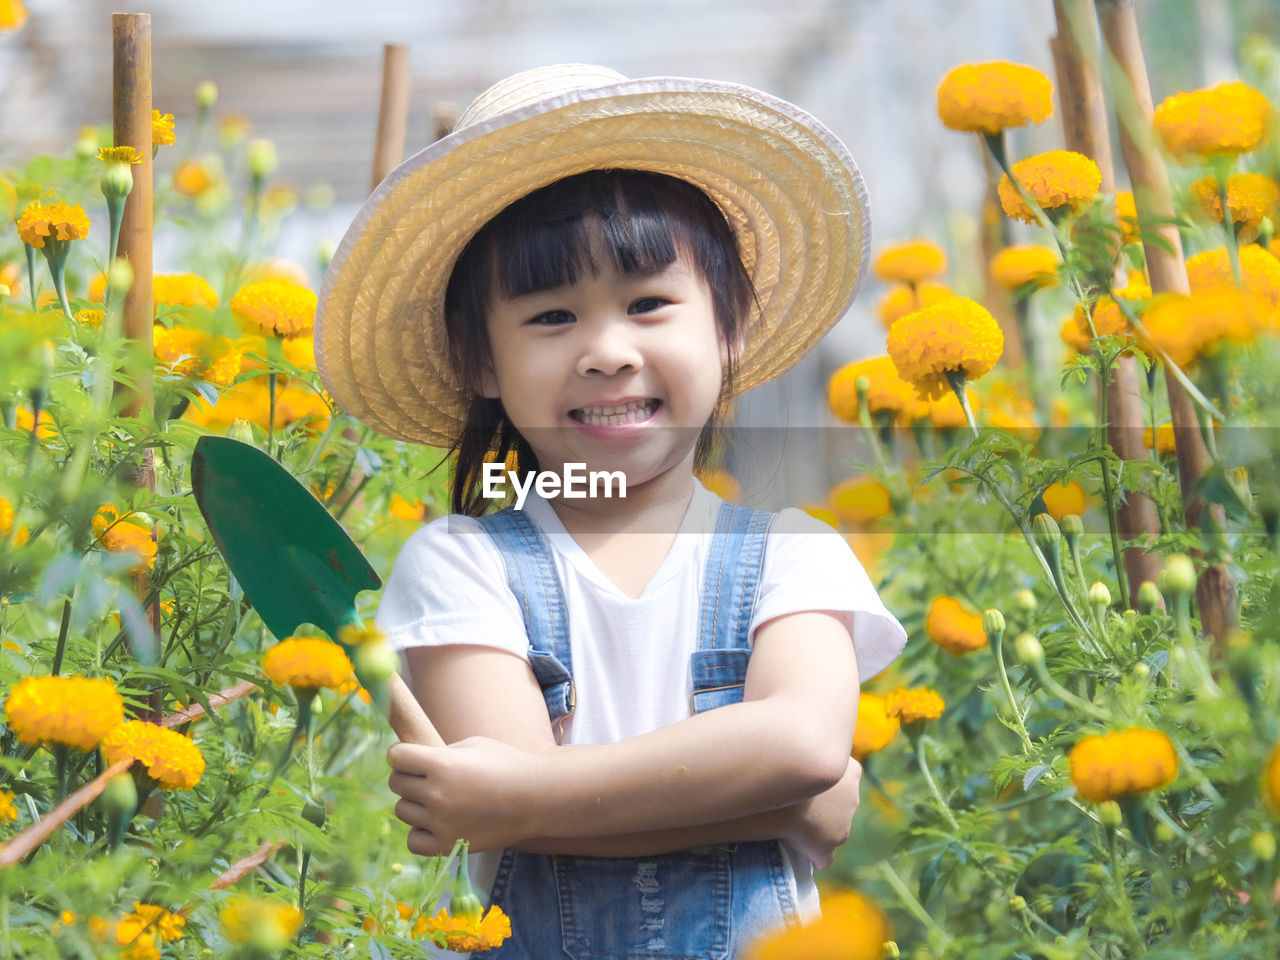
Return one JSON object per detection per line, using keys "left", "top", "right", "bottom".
{"left": 112, "top": 13, "right": 164, "bottom": 723}
{"left": 1054, "top": 0, "right": 1162, "bottom": 603}
{"left": 1093, "top": 0, "right": 1238, "bottom": 653}
{"left": 978, "top": 145, "right": 1026, "bottom": 368}
{"left": 370, "top": 43, "right": 410, "bottom": 192}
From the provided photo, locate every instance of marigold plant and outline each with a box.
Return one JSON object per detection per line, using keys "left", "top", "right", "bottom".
{"left": 1189, "top": 173, "right": 1280, "bottom": 242}
{"left": 1153, "top": 81, "right": 1271, "bottom": 159}
{"left": 4, "top": 675, "right": 125, "bottom": 751}
{"left": 826, "top": 355, "right": 927, "bottom": 424}
{"left": 100, "top": 720, "right": 206, "bottom": 791}
{"left": 886, "top": 296, "right": 1004, "bottom": 400}
{"left": 989, "top": 244, "right": 1058, "bottom": 292}
{"left": 262, "top": 636, "right": 354, "bottom": 690}
{"left": 153, "top": 272, "right": 219, "bottom": 309}
{"left": 828, "top": 476, "right": 892, "bottom": 527}
{"left": 1068, "top": 727, "right": 1178, "bottom": 801}
{"left": 1041, "top": 479, "right": 1088, "bottom": 521}
{"left": 851, "top": 691, "right": 900, "bottom": 761}
{"left": 876, "top": 280, "right": 953, "bottom": 328}
{"left": 936, "top": 61, "right": 1053, "bottom": 135}
{"left": 885, "top": 687, "right": 946, "bottom": 723}
{"left": 219, "top": 896, "right": 304, "bottom": 949}
{"left": 1138, "top": 288, "right": 1269, "bottom": 367}
{"left": 873, "top": 239, "right": 947, "bottom": 285}
{"left": 15, "top": 202, "right": 91, "bottom": 249}
{"left": 925, "top": 595, "right": 987, "bottom": 656}
{"left": 998, "top": 150, "right": 1102, "bottom": 224}
{"left": 1187, "top": 244, "right": 1280, "bottom": 305}
{"left": 92, "top": 505, "right": 157, "bottom": 573}
{"left": 231, "top": 280, "right": 317, "bottom": 337}
{"left": 412, "top": 904, "right": 513, "bottom": 952}
{"left": 151, "top": 109, "right": 176, "bottom": 147}
{"left": 743, "top": 888, "right": 889, "bottom": 960}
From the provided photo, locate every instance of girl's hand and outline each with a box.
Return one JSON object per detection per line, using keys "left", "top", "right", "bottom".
{"left": 785, "top": 756, "right": 862, "bottom": 871}
{"left": 386, "top": 737, "right": 543, "bottom": 855}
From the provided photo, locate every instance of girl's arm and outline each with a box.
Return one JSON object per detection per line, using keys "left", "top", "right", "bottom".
{"left": 393, "top": 609, "right": 858, "bottom": 852}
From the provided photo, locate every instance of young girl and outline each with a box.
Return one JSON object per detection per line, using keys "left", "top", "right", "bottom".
{"left": 316, "top": 64, "right": 907, "bottom": 957}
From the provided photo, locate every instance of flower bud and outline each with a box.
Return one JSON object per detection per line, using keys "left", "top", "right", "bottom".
{"left": 101, "top": 162, "right": 134, "bottom": 203}
{"left": 101, "top": 772, "right": 138, "bottom": 819}
{"left": 1008, "top": 894, "right": 1027, "bottom": 912}
{"left": 883, "top": 941, "right": 901, "bottom": 959}
{"left": 451, "top": 857, "right": 484, "bottom": 923}
{"left": 302, "top": 799, "right": 326, "bottom": 828}
{"left": 983, "top": 608, "right": 1006, "bottom": 643}
{"left": 195, "top": 80, "right": 219, "bottom": 109}
{"left": 1014, "top": 632, "right": 1044, "bottom": 666}
{"left": 1059, "top": 514, "right": 1083, "bottom": 537}
{"left": 1163, "top": 554, "right": 1196, "bottom": 594}
{"left": 1136, "top": 580, "right": 1161, "bottom": 613}
{"left": 247, "top": 139, "right": 279, "bottom": 185}
{"left": 390, "top": 862, "right": 404, "bottom": 874}
{"left": 1098, "top": 800, "right": 1123, "bottom": 829}
{"left": 1252, "top": 830, "right": 1277, "bottom": 862}
{"left": 107, "top": 258, "right": 134, "bottom": 296}
{"left": 227, "top": 418, "right": 255, "bottom": 445}
{"left": 354, "top": 639, "right": 399, "bottom": 684}
{"left": 855, "top": 375, "right": 870, "bottom": 397}
{"left": 1014, "top": 589, "right": 1037, "bottom": 613}
{"left": 1155, "top": 822, "right": 1176, "bottom": 844}
{"left": 1031, "top": 512, "right": 1061, "bottom": 550}
{"left": 1132, "top": 661, "right": 1150, "bottom": 680}
{"left": 1088, "top": 582, "right": 1112, "bottom": 608}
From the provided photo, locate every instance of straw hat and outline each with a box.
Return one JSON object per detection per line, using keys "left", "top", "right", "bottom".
{"left": 316, "top": 63, "right": 871, "bottom": 447}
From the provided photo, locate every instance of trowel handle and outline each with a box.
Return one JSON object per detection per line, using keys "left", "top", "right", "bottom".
{"left": 388, "top": 672, "right": 446, "bottom": 747}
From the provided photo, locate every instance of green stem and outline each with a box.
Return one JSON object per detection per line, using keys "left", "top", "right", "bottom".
{"left": 1094, "top": 357, "right": 1131, "bottom": 609}
{"left": 1112, "top": 296, "right": 1225, "bottom": 423}
{"left": 1030, "top": 661, "right": 1111, "bottom": 721}
{"left": 945, "top": 369, "right": 979, "bottom": 440}
{"left": 53, "top": 743, "right": 69, "bottom": 804}
{"left": 50, "top": 597, "right": 71, "bottom": 676}
{"left": 1216, "top": 165, "right": 1243, "bottom": 286}
{"left": 24, "top": 244, "right": 37, "bottom": 313}
{"left": 990, "top": 633, "right": 1033, "bottom": 752}
{"left": 917, "top": 733, "right": 960, "bottom": 831}
{"left": 1106, "top": 822, "right": 1147, "bottom": 956}
{"left": 45, "top": 245, "right": 73, "bottom": 321}
{"left": 877, "top": 859, "right": 950, "bottom": 943}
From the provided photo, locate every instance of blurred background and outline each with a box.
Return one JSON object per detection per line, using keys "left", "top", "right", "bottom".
{"left": 1, "top": 0, "right": 1274, "bottom": 505}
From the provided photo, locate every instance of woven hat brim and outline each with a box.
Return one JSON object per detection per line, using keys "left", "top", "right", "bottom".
{"left": 316, "top": 77, "right": 871, "bottom": 447}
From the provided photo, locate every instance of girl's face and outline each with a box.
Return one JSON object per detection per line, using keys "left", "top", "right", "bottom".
{"left": 479, "top": 226, "right": 729, "bottom": 492}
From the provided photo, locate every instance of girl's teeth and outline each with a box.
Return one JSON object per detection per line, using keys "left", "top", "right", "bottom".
{"left": 574, "top": 399, "right": 657, "bottom": 426}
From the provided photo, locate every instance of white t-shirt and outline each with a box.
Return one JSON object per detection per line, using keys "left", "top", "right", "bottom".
{"left": 377, "top": 478, "right": 907, "bottom": 928}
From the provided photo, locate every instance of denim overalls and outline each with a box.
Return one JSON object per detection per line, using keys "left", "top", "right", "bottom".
{"left": 471, "top": 499, "right": 802, "bottom": 960}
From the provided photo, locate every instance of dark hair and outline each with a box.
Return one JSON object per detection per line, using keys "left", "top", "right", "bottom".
{"left": 438, "top": 169, "right": 756, "bottom": 517}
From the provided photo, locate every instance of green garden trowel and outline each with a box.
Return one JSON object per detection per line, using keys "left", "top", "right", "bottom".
{"left": 190, "top": 435, "right": 442, "bottom": 747}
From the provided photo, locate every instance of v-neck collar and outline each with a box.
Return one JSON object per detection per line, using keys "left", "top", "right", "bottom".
{"left": 521, "top": 478, "right": 716, "bottom": 601}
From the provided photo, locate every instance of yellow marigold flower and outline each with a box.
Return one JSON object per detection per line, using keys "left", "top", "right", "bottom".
{"left": 0, "top": 495, "right": 12, "bottom": 538}
{"left": 389, "top": 493, "right": 428, "bottom": 522}
{"left": 851, "top": 692, "right": 900, "bottom": 761}
{"left": 151, "top": 110, "right": 176, "bottom": 147}
{"left": 1153, "top": 81, "right": 1271, "bottom": 159}
{"left": 172, "top": 159, "right": 214, "bottom": 197}
{"left": 74, "top": 308, "right": 104, "bottom": 327}
{"left": 97, "top": 146, "right": 142, "bottom": 167}
{"left": 125, "top": 903, "right": 185, "bottom": 943}
{"left": 925, "top": 595, "right": 987, "bottom": 656}
{"left": 828, "top": 476, "right": 892, "bottom": 527}
{"left": 1061, "top": 275, "right": 1150, "bottom": 352}
{"left": 281, "top": 334, "right": 316, "bottom": 369}
{"left": 990, "top": 245, "right": 1058, "bottom": 292}
{"left": 798, "top": 503, "right": 838, "bottom": 529}
{"left": 1139, "top": 287, "right": 1268, "bottom": 367}
{"left": 1264, "top": 742, "right": 1280, "bottom": 812}
{"left": 263, "top": 636, "right": 354, "bottom": 690}
{"left": 154, "top": 325, "right": 241, "bottom": 386}
{"left": 101, "top": 720, "right": 205, "bottom": 790}
{"left": 1, "top": 0, "right": 29, "bottom": 32}
{"left": 231, "top": 280, "right": 316, "bottom": 338}
{"left": 412, "top": 904, "right": 512, "bottom": 952}
{"left": 884, "top": 687, "right": 945, "bottom": 723}
{"left": 998, "top": 150, "right": 1102, "bottom": 224}
{"left": 336, "top": 623, "right": 385, "bottom": 647}
{"left": 936, "top": 61, "right": 1054, "bottom": 135}
{"left": 219, "top": 896, "right": 303, "bottom": 950}
{"left": 886, "top": 296, "right": 1004, "bottom": 400}
{"left": 1041, "top": 479, "right": 1088, "bottom": 521}
{"left": 1190, "top": 173, "right": 1280, "bottom": 243}
{"left": 1068, "top": 727, "right": 1178, "bottom": 801}
{"left": 4, "top": 674, "right": 125, "bottom": 751}
{"left": 16, "top": 201, "right": 91, "bottom": 249}
{"left": 827, "top": 355, "right": 928, "bottom": 424}
{"left": 153, "top": 272, "right": 218, "bottom": 309}
{"left": 1144, "top": 422, "right": 1177, "bottom": 455}
{"left": 873, "top": 239, "right": 947, "bottom": 285}
{"left": 15, "top": 406, "right": 57, "bottom": 441}
{"left": 1114, "top": 190, "right": 1141, "bottom": 245}
{"left": 1187, "top": 244, "right": 1280, "bottom": 305}
{"left": 92, "top": 505, "right": 157, "bottom": 574}
{"left": 876, "top": 281, "right": 953, "bottom": 328}
{"left": 51, "top": 908, "right": 76, "bottom": 935}
{"left": 743, "top": 888, "right": 889, "bottom": 960}
{"left": 0, "top": 261, "right": 21, "bottom": 298}
{"left": 105, "top": 914, "right": 160, "bottom": 960}
{"left": 928, "top": 388, "right": 980, "bottom": 429}
{"left": 0, "top": 788, "right": 19, "bottom": 823}
{"left": 698, "top": 467, "right": 741, "bottom": 502}
{"left": 249, "top": 258, "right": 310, "bottom": 287}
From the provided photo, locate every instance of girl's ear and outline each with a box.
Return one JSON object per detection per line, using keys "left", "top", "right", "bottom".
{"left": 478, "top": 357, "right": 500, "bottom": 399}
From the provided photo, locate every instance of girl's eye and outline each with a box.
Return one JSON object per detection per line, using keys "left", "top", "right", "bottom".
{"left": 529, "top": 310, "right": 574, "bottom": 326}
{"left": 629, "top": 297, "right": 669, "bottom": 314}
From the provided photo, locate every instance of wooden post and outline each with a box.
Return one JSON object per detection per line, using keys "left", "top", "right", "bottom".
{"left": 112, "top": 13, "right": 162, "bottom": 726}
{"left": 1054, "top": 0, "right": 1162, "bottom": 603}
{"left": 979, "top": 145, "right": 1025, "bottom": 367}
{"left": 1093, "top": 0, "right": 1238, "bottom": 653}
{"left": 370, "top": 43, "right": 410, "bottom": 191}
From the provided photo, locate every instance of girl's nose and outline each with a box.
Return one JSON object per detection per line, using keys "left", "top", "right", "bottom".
{"left": 576, "top": 320, "right": 644, "bottom": 378}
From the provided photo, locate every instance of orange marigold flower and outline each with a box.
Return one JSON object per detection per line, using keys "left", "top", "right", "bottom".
{"left": 826, "top": 355, "right": 927, "bottom": 424}
{"left": 936, "top": 61, "right": 1054, "bottom": 135}
{"left": 101, "top": 720, "right": 205, "bottom": 791}
{"left": 1, "top": 0, "right": 29, "bottom": 32}
{"left": 1187, "top": 244, "right": 1280, "bottom": 305}
{"left": 263, "top": 636, "right": 353, "bottom": 690}
{"left": 4, "top": 674, "right": 125, "bottom": 751}
{"left": 1189, "top": 173, "right": 1280, "bottom": 242}
{"left": 15, "top": 406, "right": 57, "bottom": 441}
{"left": 1061, "top": 275, "right": 1150, "bottom": 352}
{"left": 925, "top": 595, "right": 987, "bottom": 656}
{"left": 154, "top": 325, "right": 241, "bottom": 386}
{"left": 412, "top": 904, "right": 512, "bottom": 952}
{"left": 873, "top": 239, "right": 947, "bottom": 285}
{"left": 886, "top": 296, "right": 1004, "bottom": 400}
{"left": 990, "top": 245, "right": 1058, "bottom": 292}
{"left": 1041, "top": 479, "right": 1088, "bottom": 521}
{"left": 697, "top": 468, "right": 741, "bottom": 502}
{"left": 876, "top": 281, "right": 953, "bottom": 328}
{"left": 389, "top": 494, "right": 429, "bottom": 522}
{"left": 151, "top": 110, "right": 176, "bottom": 147}
{"left": 125, "top": 903, "right": 185, "bottom": 943}
{"left": 153, "top": 273, "right": 218, "bottom": 310}
{"left": 0, "top": 789, "right": 17, "bottom": 823}
{"left": 16, "top": 202, "right": 91, "bottom": 249}
{"left": 884, "top": 687, "right": 945, "bottom": 723}
{"left": 798, "top": 503, "right": 839, "bottom": 529}
{"left": 0, "top": 495, "right": 13, "bottom": 537}
{"left": 1144, "top": 422, "right": 1177, "bottom": 455}
{"left": 1264, "top": 742, "right": 1280, "bottom": 812}
{"left": 1114, "top": 190, "right": 1141, "bottom": 245}
{"left": 1068, "top": 727, "right": 1178, "bottom": 801}
{"left": 851, "top": 694, "right": 901, "bottom": 761}
{"left": 1153, "top": 81, "right": 1271, "bottom": 159}
{"left": 828, "top": 476, "right": 891, "bottom": 527}
{"left": 172, "top": 159, "right": 215, "bottom": 197}
{"left": 231, "top": 280, "right": 316, "bottom": 338}
{"left": 74, "top": 308, "right": 104, "bottom": 327}
{"left": 92, "top": 505, "right": 157, "bottom": 573}
{"left": 1139, "top": 287, "right": 1268, "bottom": 367}
{"left": 744, "top": 889, "right": 889, "bottom": 960}
{"left": 219, "top": 896, "right": 303, "bottom": 949}
{"left": 998, "top": 150, "right": 1102, "bottom": 224}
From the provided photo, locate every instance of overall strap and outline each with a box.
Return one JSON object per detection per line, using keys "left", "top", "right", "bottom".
{"left": 473, "top": 508, "right": 576, "bottom": 727}
{"left": 690, "top": 501, "right": 776, "bottom": 713}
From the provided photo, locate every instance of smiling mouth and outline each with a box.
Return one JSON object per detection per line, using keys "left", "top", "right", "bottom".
{"left": 568, "top": 399, "right": 662, "bottom": 426}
